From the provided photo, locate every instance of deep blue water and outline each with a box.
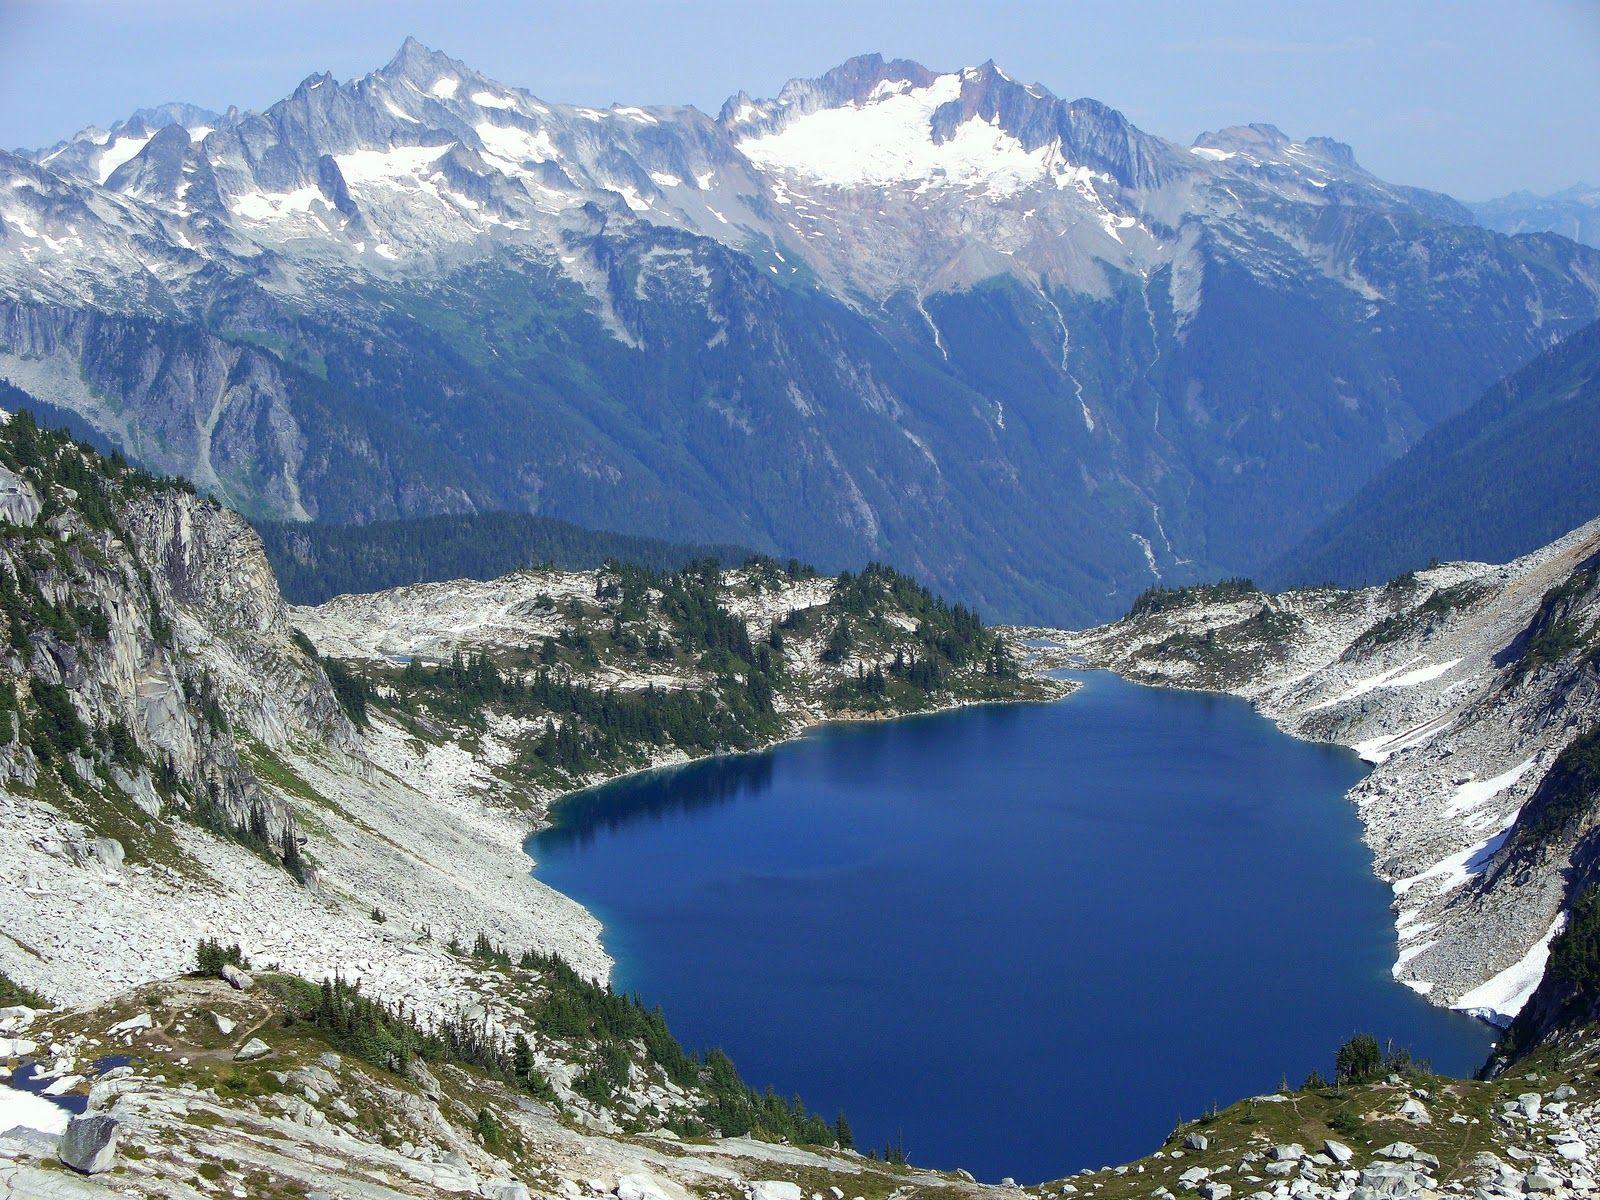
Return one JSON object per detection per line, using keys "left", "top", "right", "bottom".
{"left": 528, "top": 672, "right": 1494, "bottom": 1183}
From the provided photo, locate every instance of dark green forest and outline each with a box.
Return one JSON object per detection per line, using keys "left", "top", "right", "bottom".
{"left": 1275, "top": 319, "right": 1600, "bottom": 589}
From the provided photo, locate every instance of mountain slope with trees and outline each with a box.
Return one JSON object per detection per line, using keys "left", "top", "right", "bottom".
{"left": 1273, "top": 319, "right": 1600, "bottom": 589}
{"left": 3, "top": 44, "right": 1599, "bottom": 622}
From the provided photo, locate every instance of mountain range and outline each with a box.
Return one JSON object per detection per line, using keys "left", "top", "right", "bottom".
{"left": 1470, "top": 183, "right": 1600, "bottom": 250}
{"left": 3, "top": 40, "right": 1599, "bottom": 622}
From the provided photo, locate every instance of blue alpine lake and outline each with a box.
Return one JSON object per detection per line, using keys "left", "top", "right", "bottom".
{"left": 527, "top": 671, "right": 1494, "bottom": 1183}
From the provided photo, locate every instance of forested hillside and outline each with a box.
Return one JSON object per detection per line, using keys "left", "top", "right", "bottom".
{"left": 256, "top": 511, "right": 755, "bottom": 604}
{"left": 1272, "top": 320, "right": 1600, "bottom": 588}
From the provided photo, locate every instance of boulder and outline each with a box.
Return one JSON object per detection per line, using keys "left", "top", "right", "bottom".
{"left": 107, "top": 1012, "right": 151, "bottom": 1035}
{"left": 1525, "top": 1167, "right": 1563, "bottom": 1192}
{"left": 1517, "top": 1093, "right": 1542, "bottom": 1120}
{"left": 220, "top": 963, "right": 253, "bottom": 991}
{"left": 1357, "top": 1161, "right": 1419, "bottom": 1197}
{"left": 57, "top": 1114, "right": 120, "bottom": 1174}
{"left": 1398, "top": 1098, "right": 1430, "bottom": 1123}
{"left": 1186, "top": 1134, "right": 1210, "bottom": 1152}
{"left": 487, "top": 1184, "right": 533, "bottom": 1200}
{"left": 1376, "top": 1143, "right": 1417, "bottom": 1161}
{"left": 1551, "top": 1084, "right": 1577, "bottom": 1101}
{"left": 210, "top": 1011, "right": 236, "bottom": 1035}
{"left": 1200, "top": 1184, "right": 1232, "bottom": 1200}
{"left": 1324, "top": 1141, "right": 1354, "bottom": 1166}
{"left": 1270, "top": 1145, "right": 1305, "bottom": 1162}
{"left": 749, "top": 1185, "right": 803, "bottom": 1200}
{"left": 234, "top": 1037, "right": 271, "bottom": 1061}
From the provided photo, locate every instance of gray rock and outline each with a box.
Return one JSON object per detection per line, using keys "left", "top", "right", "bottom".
{"left": 1376, "top": 1143, "right": 1418, "bottom": 1161}
{"left": 1270, "top": 1146, "right": 1305, "bottom": 1162}
{"left": 1358, "top": 1162, "right": 1419, "bottom": 1197}
{"left": 1550, "top": 1083, "right": 1576, "bottom": 1101}
{"left": 1200, "top": 1184, "right": 1231, "bottom": 1200}
{"left": 220, "top": 963, "right": 252, "bottom": 991}
{"left": 1398, "top": 1098, "right": 1430, "bottom": 1123}
{"left": 486, "top": 1185, "right": 532, "bottom": 1200}
{"left": 210, "top": 1011, "right": 235, "bottom": 1036}
{"left": 1517, "top": 1093, "right": 1542, "bottom": 1120}
{"left": 1179, "top": 1167, "right": 1212, "bottom": 1189}
{"left": 1524, "top": 1167, "right": 1563, "bottom": 1192}
{"left": 1186, "top": 1134, "right": 1210, "bottom": 1152}
{"left": 234, "top": 1037, "right": 271, "bottom": 1061}
{"left": 57, "top": 1115, "right": 120, "bottom": 1174}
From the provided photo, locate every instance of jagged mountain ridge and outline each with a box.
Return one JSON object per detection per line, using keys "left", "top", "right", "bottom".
{"left": 4, "top": 42, "right": 1600, "bottom": 622}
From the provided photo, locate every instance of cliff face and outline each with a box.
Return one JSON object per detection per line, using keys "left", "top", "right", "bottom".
{"left": 0, "top": 300, "right": 315, "bottom": 518}
{"left": 0, "top": 416, "right": 347, "bottom": 860}
{"left": 1042, "top": 517, "right": 1600, "bottom": 1027}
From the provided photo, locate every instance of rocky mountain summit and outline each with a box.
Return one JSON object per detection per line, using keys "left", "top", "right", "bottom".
{"left": 1039, "top": 517, "right": 1600, "bottom": 1027}
{"left": 3, "top": 43, "right": 1598, "bottom": 622}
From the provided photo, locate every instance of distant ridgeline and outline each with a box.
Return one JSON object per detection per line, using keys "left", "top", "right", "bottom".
{"left": 255, "top": 512, "right": 757, "bottom": 605}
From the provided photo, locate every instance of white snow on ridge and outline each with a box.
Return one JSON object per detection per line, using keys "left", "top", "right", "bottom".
{"left": 737, "top": 73, "right": 1059, "bottom": 195}
{"left": 96, "top": 133, "right": 154, "bottom": 183}
{"left": 471, "top": 90, "right": 514, "bottom": 109}
{"left": 1453, "top": 912, "right": 1567, "bottom": 1026}
{"left": 231, "top": 185, "right": 325, "bottom": 222}
{"left": 334, "top": 143, "right": 455, "bottom": 185}
{"left": 430, "top": 77, "right": 459, "bottom": 98}
{"left": 475, "top": 122, "right": 557, "bottom": 165}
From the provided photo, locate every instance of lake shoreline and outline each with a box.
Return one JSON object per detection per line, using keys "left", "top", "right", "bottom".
{"left": 526, "top": 668, "right": 1493, "bottom": 1181}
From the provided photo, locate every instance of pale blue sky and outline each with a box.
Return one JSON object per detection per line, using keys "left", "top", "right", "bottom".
{"left": 2, "top": 0, "right": 1596, "bottom": 200}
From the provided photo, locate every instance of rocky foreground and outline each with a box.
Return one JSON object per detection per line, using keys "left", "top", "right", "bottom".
{"left": 9, "top": 966, "right": 1600, "bottom": 1200}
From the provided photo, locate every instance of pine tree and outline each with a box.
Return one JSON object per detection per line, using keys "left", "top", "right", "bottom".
{"left": 834, "top": 1109, "right": 853, "bottom": 1149}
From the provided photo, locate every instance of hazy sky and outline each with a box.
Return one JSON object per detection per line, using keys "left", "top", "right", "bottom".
{"left": 2, "top": 0, "right": 1596, "bottom": 200}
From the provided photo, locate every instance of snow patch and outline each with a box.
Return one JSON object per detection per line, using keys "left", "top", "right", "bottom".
{"left": 475, "top": 122, "right": 556, "bottom": 165}
{"left": 737, "top": 74, "right": 1063, "bottom": 196}
{"left": 96, "top": 134, "right": 154, "bottom": 184}
{"left": 334, "top": 143, "right": 455, "bottom": 185}
{"left": 230, "top": 186, "right": 324, "bottom": 222}
{"left": 1453, "top": 912, "right": 1567, "bottom": 1026}
{"left": 430, "top": 77, "right": 459, "bottom": 98}
{"left": 1445, "top": 757, "right": 1537, "bottom": 818}
{"left": 0, "top": 1081, "right": 68, "bottom": 1136}
{"left": 1308, "top": 657, "right": 1462, "bottom": 712}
